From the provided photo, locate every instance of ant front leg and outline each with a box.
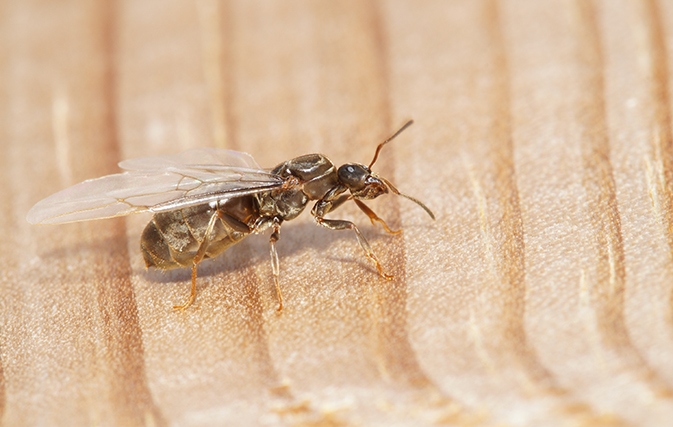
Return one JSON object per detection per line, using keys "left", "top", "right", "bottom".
{"left": 353, "top": 199, "right": 402, "bottom": 235}
{"left": 312, "top": 199, "right": 393, "bottom": 280}
{"left": 268, "top": 217, "right": 284, "bottom": 311}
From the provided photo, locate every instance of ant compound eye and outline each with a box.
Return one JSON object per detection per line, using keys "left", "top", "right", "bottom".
{"left": 338, "top": 163, "right": 369, "bottom": 191}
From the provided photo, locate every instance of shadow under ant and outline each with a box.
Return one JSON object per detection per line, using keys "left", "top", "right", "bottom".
{"left": 140, "top": 219, "right": 390, "bottom": 286}
{"left": 32, "top": 209, "right": 431, "bottom": 297}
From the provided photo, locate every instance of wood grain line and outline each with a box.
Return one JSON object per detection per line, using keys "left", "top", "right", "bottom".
{"left": 484, "top": 0, "right": 560, "bottom": 391}
{"left": 237, "top": 256, "right": 288, "bottom": 394}
{"left": 196, "top": 0, "right": 236, "bottom": 150}
{"left": 220, "top": 0, "right": 238, "bottom": 151}
{"left": 196, "top": 0, "right": 225, "bottom": 149}
{"left": 575, "top": 0, "right": 673, "bottom": 395}
{"left": 643, "top": 0, "right": 673, "bottom": 249}
{"left": 212, "top": 2, "right": 289, "bottom": 402}
{"left": 98, "top": 3, "right": 167, "bottom": 425}
{"left": 0, "top": 355, "right": 4, "bottom": 424}
{"left": 0, "top": 2, "right": 9, "bottom": 418}
{"left": 93, "top": 225, "right": 167, "bottom": 427}
{"left": 365, "top": 0, "right": 436, "bottom": 391}
{"left": 640, "top": 0, "right": 673, "bottom": 338}
{"left": 0, "top": 130, "right": 7, "bottom": 425}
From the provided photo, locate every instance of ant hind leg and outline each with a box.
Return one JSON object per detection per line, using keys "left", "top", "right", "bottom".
{"left": 174, "top": 210, "right": 221, "bottom": 311}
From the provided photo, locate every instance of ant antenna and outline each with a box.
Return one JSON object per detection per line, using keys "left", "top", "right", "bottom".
{"left": 368, "top": 120, "right": 414, "bottom": 169}
{"left": 380, "top": 176, "right": 436, "bottom": 220}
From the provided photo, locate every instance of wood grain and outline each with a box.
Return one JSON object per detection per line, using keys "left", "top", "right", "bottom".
{"left": 2, "top": 0, "right": 673, "bottom": 426}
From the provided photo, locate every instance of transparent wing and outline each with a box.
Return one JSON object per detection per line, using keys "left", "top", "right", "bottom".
{"left": 118, "top": 147, "right": 263, "bottom": 171}
{"left": 27, "top": 148, "right": 283, "bottom": 225}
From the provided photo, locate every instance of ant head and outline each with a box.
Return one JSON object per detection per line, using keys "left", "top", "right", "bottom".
{"left": 337, "top": 120, "right": 435, "bottom": 220}
{"left": 337, "top": 163, "right": 388, "bottom": 199}
{"left": 337, "top": 120, "right": 415, "bottom": 199}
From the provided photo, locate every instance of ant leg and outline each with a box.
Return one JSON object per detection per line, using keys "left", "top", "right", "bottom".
{"left": 314, "top": 215, "right": 393, "bottom": 280}
{"left": 174, "top": 210, "right": 221, "bottom": 310}
{"left": 353, "top": 199, "right": 402, "bottom": 235}
{"left": 269, "top": 217, "right": 284, "bottom": 311}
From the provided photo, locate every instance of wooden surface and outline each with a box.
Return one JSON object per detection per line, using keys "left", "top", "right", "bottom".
{"left": 2, "top": 0, "right": 673, "bottom": 426}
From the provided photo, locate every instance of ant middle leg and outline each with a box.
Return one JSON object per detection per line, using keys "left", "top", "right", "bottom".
{"left": 268, "top": 217, "right": 284, "bottom": 311}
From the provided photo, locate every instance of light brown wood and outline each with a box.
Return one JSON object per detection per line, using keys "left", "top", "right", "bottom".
{"left": 2, "top": 0, "right": 673, "bottom": 425}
